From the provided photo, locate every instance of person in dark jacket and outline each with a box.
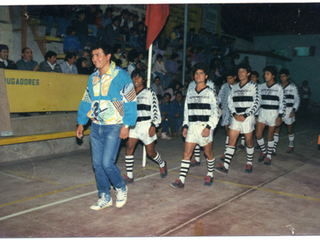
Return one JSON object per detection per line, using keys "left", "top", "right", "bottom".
{"left": 0, "top": 44, "right": 16, "bottom": 69}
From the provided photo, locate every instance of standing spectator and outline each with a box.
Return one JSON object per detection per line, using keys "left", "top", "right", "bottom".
{"left": 71, "top": 10, "right": 89, "bottom": 51}
{"left": 59, "top": 51, "right": 78, "bottom": 74}
{"left": 129, "top": 28, "right": 139, "bottom": 48}
{"left": 94, "top": 9, "right": 104, "bottom": 38}
{"left": 76, "top": 57, "right": 92, "bottom": 75}
{"left": 0, "top": 44, "right": 16, "bottom": 69}
{"left": 86, "top": 5, "right": 99, "bottom": 38}
{"left": 63, "top": 26, "right": 80, "bottom": 54}
{"left": 152, "top": 54, "right": 168, "bottom": 89}
{"left": 168, "top": 91, "right": 184, "bottom": 137}
{"left": 39, "top": 50, "right": 62, "bottom": 73}
{"left": 76, "top": 41, "right": 137, "bottom": 210}
{"left": 300, "top": 80, "right": 312, "bottom": 118}
{"left": 165, "top": 53, "right": 180, "bottom": 88}
{"left": 126, "top": 49, "right": 139, "bottom": 75}
{"left": 16, "top": 47, "right": 39, "bottom": 71}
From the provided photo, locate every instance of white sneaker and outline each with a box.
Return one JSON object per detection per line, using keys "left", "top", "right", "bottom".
{"left": 161, "top": 133, "right": 171, "bottom": 140}
{"left": 116, "top": 185, "right": 128, "bottom": 208}
{"left": 90, "top": 193, "right": 112, "bottom": 211}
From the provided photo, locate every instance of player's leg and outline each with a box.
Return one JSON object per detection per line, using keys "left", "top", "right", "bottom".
{"left": 169, "top": 142, "right": 197, "bottom": 189}
{"left": 124, "top": 138, "right": 139, "bottom": 183}
{"left": 273, "top": 125, "right": 281, "bottom": 155}
{"left": 264, "top": 125, "right": 276, "bottom": 165}
{"left": 145, "top": 141, "right": 167, "bottom": 178}
{"left": 215, "top": 128, "right": 239, "bottom": 174}
{"left": 203, "top": 141, "right": 215, "bottom": 186}
{"left": 244, "top": 131, "right": 254, "bottom": 173}
{"left": 256, "top": 122, "right": 267, "bottom": 162}
{"left": 221, "top": 125, "right": 230, "bottom": 161}
{"left": 287, "top": 123, "right": 294, "bottom": 153}
{"left": 191, "top": 144, "right": 201, "bottom": 166}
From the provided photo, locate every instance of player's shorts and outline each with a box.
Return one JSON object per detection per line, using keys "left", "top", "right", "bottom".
{"left": 220, "top": 110, "right": 232, "bottom": 126}
{"left": 185, "top": 122, "right": 213, "bottom": 147}
{"left": 282, "top": 108, "right": 295, "bottom": 125}
{"left": 129, "top": 121, "right": 157, "bottom": 145}
{"left": 257, "top": 109, "right": 278, "bottom": 127}
{"left": 229, "top": 115, "right": 255, "bottom": 134}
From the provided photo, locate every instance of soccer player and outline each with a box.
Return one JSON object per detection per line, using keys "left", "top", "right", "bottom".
{"left": 169, "top": 63, "right": 219, "bottom": 189}
{"left": 215, "top": 63, "right": 260, "bottom": 174}
{"left": 217, "top": 69, "right": 238, "bottom": 161}
{"left": 256, "top": 65, "right": 286, "bottom": 165}
{"left": 188, "top": 77, "right": 217, "bottom": 167}
{"left": 273, "top": 68, "right": 300, "bottom": 154}
{"left": 123, "top": 69, "right": 167, "bottom": 183}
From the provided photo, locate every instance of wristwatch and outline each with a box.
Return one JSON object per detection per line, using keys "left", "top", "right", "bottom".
{"left": 123, "top": 125, "right": 129, "bottom": 128}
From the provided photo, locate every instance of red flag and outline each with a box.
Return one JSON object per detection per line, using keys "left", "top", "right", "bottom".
{"left": 145, "top": 4, "right": 170, "bottom": 50}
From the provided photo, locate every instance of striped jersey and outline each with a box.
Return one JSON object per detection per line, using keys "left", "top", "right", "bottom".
{"left": 188, "top": 79, "right": 216, "bottom": 94}
{"left": 183, "top": 85, "right": 220, "bottom": 130}
{"left": 282, "top": 82, "right": 300, "bottom": 111}
{"left": 217, "top": 82, "right": 234, "bottom": 111}
{"left": 228, "top": 80, "right": 260, "bottom": 118}
{"left": 259, "top": 82, "right": 286, "bottom": 117}
{"left": 135, "top": 87, "right": 161, "bottom": 128}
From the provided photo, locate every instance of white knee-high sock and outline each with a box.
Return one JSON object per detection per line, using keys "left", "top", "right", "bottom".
{"left": 179, "top": 160, "right": 191, "bottom": 184}
{"left": 274, "top": 133, "right": 279, "bottom": 153}
{"left": 125, "top": 155, "right": 134, "bottom": 178}
{"left": 206, "top": 158, "right": 215, "bottom": 177}
{"left": 223, "top": 146, "right": 235, "bottom": 170}
{"left": 194, "top": 144, "right": 200, "bottom": 162}
{"left": 246, "top": 146, "right": 254, "bottom": 165}
{"left": 267, "top": 140, "right": 274, "bottom": 159}
{"left": 289, "top": 134, "right": 294, "bottom": 148}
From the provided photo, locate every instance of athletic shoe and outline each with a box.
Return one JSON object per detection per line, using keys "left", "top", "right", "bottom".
{"left": 214, "top": 163, "right": 228, "bottom": 174}
{"left": 264, "top": 157, "right": 271, "bottom": 165}
{"left": 169, "top": 179, "right": 185, "bottom": 189}
{"left": 190, "top": 159, "right": 201, "bottom": 167}
{"left": 258, "top": 153, "right": 266, "bottom": 162}
{"left": 161, "top": 133, "right": 171, "bottom": 140}
{"left": 237, "top": 144, "right": 245, "bottom": 150}
{"left": 123, "top": 175, "right": 134, "bottom": 184}
{"left": 115, "top": 185, "right": 128, "bottom": 208}
{"left": 220, "top": 154, "right": 225, "bottom": 161}
{"left": 160, "top": 161, "right": 168, "bottom": 179}
{"left": 90, "top": 193, "right": 112, "bottom": 211}
{"left": 287, "top": 147, "right": 293, "bottom": 153}
{"left": 245, "top": 164, "right": 252, "bottom": 173}
{"left": 203, "top": 175, "right": 213, "bottom": 186}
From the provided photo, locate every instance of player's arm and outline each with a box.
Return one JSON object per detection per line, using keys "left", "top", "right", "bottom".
{"left": 182, "top": 94, "right": 189, "bottom": 138}
{"left": 244, "top": 83, "right": 260, "bottom": 119}
{"left": 291, "top": 84, "right": 300, "bottom": 117}
{"left": 149, "top": 91, "right": 161, "bottom": 137}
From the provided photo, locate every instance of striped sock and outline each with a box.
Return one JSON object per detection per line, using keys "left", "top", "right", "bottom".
{"left": 224, "top": 136, "right": 229, "bottom": 155}
{"left": 206, "top": 158, "right": 215, "bottom": 177}
{"left": 125, "top": 155, "right": 134, "bottom": 179}
{"left": 274, "top": 133, "right": 279, "bottom": 153}
{"left": 246, "top": 146, "right": 254, "bottom": 165}
{"left": 241, "top": 135, "right": 245, "bottom": 146}
{"left": 289, "top": 134, "right": 294, "bottom": 148}
{"left": 267, "top": 139, "right": 274, "bottom": 159}
{"left": 257, "top": 138, "right": 267, "bottom": 155}
{"left": 179, "top": 160, "right": 191, "bottom": 184}
{"left": 194, "top": 144, "right": 201, "bottom": 162}
{"left": 223, "top": 146, "right": 235, "bottom": 170}
{"left": 153, "top": 151, "right": 165, "bottom": 168}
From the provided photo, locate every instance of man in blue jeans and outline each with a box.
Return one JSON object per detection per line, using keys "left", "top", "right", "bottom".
{"left": 76, "top": 41, "right": 137, "bottom": 210}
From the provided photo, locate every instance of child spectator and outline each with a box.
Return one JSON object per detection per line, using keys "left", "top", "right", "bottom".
{"left": 63, "top": 26, "right": 80, "bottom": 54}
{"left": 76, "top": 57, "right": 92, "bottom": 75}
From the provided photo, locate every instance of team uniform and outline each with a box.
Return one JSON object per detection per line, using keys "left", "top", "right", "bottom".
{"left": 216, "top": 80, "right": 260, "bottom": 173}
{"left": 129, "top": 87, "right": 161, "bottom": 144}
{"left": 274, "top": 82, "right": 300, "bottom": 153}
{"left": 256, "top": 82, "right": 286, "bottom": 163}
{"left": 125, "top": 87, "right": 166, "bottom": 183}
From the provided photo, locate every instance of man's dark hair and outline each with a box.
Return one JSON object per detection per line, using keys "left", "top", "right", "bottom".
{"left": 193, "top": 62, "right": 210, "bottom": 77}
{"left": 225, "top": 68, "right": 237, "bottom": 77}
{"left": 128, "top": 49, "right": 138, "bottom": 62}
{"left": 279, "top": 68, "right": 289, "bottom": 76}
{"left": 0, "top": 44, "right": 9, "bottom": 52}
{"left": 131, "top": 69, "right": 145, "bottom": 81}
{"left": 44, "top": 50, "right": 57, "bottom": 60}
{"left": 66, "top": 26, "right": 76, "bottom": 35}
{"left": 170, "top": 53, "right": 179, "bottom": 60}
{"left": 163, "top": 92, "right": 171, "bottom": 99}
{"left": 21, "top": 47, "right": 31, "bottom": 54}
{"left": 157, "top": 94, "right": 163, "bottom": 101}
{"left": 251, "top": 71, "right": 259, "bottom": 78}
{"left": 105, "top": 7, "right": 113, "bottom": 14}
{"left": 112, "top": 15, "right": 121, "bottom": 24}
{"left": 91, "top": 41, "right": 112, "bottom": 56}
{"left": 175, "top": 91, "right": 182, "bottom": 96}
{"left": 237, "top": 63, "right": 252, "bottom": 74}
{"left": 263, "top": 65, "right": 277, "bottom": 78}
{"left": 64, "top": 51, "right": 77, "bottom": 61}
{"left": 153, "top": 76, "right": 160, "bottom": 81}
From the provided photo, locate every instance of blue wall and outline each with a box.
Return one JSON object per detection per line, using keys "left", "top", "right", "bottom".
{"left": 254, "top": 34, "right": 320, "bottom": 102}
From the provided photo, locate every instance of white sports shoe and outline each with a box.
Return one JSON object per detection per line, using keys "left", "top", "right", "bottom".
{"left": 90, "top": 193, "right": 113, "bottom": 211}
{"left": 116, "top": 185, "right": 128, "bottom": 208}
{"left": 161, "top": 132, "right": 171, "bottom": 140}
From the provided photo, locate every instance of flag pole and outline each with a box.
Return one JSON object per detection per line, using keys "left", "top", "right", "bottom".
{"left": 142, "top": 42, "right": 153, "bottom": 168}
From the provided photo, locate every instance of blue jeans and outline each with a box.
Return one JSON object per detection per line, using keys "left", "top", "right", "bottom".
{"left": 90, "top": 123, "right": 125, "bottom": 197}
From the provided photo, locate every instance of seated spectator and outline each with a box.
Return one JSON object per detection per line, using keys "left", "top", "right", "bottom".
{"left": 94, "top": 9, "right": 104, "bottom": 38}
{"left": 76, "top": 57, "right": 92, "bottom": 75}
{"left": 127, "top": 49, "right": 139, "bottom": 75}
{"left": 159, "top": 92, "right": 172, "bottom": 140}
{"left": 59, "top": 51, "right": 78, "bottom": 74}
{"left": 39, "top": 50, "right": 62, "bottom": 73}
{"left": 152, "top": 54, "right": 168, "bottom": 89}
{"left": 113, "top": 44, "right": 128, "bottom": 69}
{"left": 137, "top": 21, "right": 147, "bottom": 52}
{"left": 151, "top": 76, "right": 164, "bottom": 96}
{"left": 119, "top": 9, "right": 130, "bottom": 41}
{"left": 164, "top": 53, "right": 180, "bottom": 87}
{"left": 169, "top": 25, "right": 181, "bottom": 47}
{"left": 16, "top": 47, "right": 39, "bottom": 71}
{"left": 0, "top": 44, "right": 16, "bottom": 69}
{"left": 71, "top": 10, "right": 89, "bottom": 51}
{"left": 86, "top": 5, "right": 99, "bottom": 38}
{"left": 101, "top": 15, "right": 126, "bottom": 53}
{"left": 164, "top": 81, "right": 183, "bottom": 101}
{"left": 63, "top": 26, "right": 80, "bottom": 54}
{"left": 138, "top": 52, "right": 147, "bottom": 66}
{"left": 129, "top": 27, "right": 139, "bottom": 48}
{"left": 82, "top": 49, "right": 93, "bottom": 70}
{"left": 102, "top": 7, "right": 113, "bottom": 28}
{"left": 168, "top": 91, "right": 184, "bottom": 137}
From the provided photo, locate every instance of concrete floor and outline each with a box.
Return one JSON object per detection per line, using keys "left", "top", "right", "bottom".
{"left": 0, "top": 116, "right": 320, "bottom": 238}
